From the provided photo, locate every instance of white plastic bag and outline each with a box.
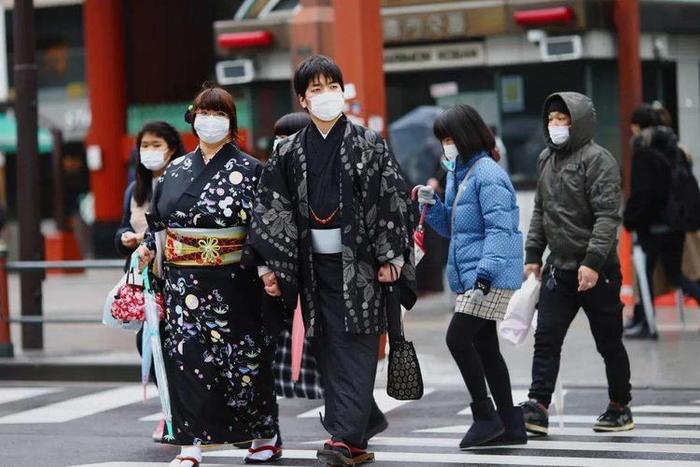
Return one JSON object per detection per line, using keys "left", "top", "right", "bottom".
{"left": 499, "top": 274, "right": 541, "bottom": 345}
{"left": 102, "top": 257, "right": 143, "bottom": 332}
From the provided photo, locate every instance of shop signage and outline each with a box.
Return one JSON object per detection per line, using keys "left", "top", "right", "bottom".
{"left": 384, "top": 42, "right": 485, "bottom": 72}
{"left": 382, "top": 6, "right": 505, "bottom": 43}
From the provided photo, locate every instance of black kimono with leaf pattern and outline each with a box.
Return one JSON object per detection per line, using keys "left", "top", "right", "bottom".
{"left": 245, "top": 121, "right": 417, "bottom": 337}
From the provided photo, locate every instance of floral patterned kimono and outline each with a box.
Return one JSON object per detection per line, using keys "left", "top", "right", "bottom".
{"left": 146, "top": 143, "right": 278, "bottom": 446}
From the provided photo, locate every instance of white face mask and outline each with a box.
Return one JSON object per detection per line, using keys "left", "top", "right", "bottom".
{"left": 194, "top": 115, "right": 230, "bottom": 144}
{"left": 308, "top": 91, "right": 345, "bottom": 122}
{"left": 140, "top": 149, "right": 168, "bottom": 171}
{"left": 548, "top": 126, "right": 570, "bottom": 146}
{"left": 442, "top": 144, "right": 459, "bottom": 171}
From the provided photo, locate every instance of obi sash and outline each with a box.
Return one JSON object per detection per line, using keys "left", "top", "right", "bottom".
{"left": 165, "top": 227, "right": 247, "bottom": 266}
{"left": 311, "top": 228, "right": 342, "bottom": 254}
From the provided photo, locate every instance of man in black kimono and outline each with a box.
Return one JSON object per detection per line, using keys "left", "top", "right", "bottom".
{"left": 245, "top": 55, "right": 416, "bottom": 465}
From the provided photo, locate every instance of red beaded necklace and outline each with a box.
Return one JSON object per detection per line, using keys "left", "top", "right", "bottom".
{"left": 310, "top": 207, "right": 339, "bottom": 225}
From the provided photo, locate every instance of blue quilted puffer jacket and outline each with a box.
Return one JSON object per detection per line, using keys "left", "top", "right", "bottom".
{"left": 425, "top": 151, "right": 523, "bottom": 293}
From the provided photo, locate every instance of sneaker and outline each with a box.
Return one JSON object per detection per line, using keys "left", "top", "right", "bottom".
{"left": 593, "top": 404, "right": 635, "bottom": 432}
{"left": 519, "top": 399, "right": 549, "bottom": 436}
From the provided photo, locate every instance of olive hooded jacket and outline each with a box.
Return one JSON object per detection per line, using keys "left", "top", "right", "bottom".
{"left": 525, "top": 92, "right": 622, "bottom": 273}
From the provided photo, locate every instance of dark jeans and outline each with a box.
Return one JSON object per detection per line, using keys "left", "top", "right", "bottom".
{"left": 314, "top": 253, "right": 380, "bottom": 449}
{"left": 529, "top": 264, "right": 632, "bottom": 406}
{"left": 446, "top": 313, "right": 513, "bottom": 414}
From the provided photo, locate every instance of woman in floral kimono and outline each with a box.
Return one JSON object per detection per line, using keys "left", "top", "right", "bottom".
{"left": 137, "top": 86, "right": 281, "bottom": 466}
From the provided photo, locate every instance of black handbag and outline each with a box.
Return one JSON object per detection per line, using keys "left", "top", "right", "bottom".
{"left": 385, "top": 276, "right": 424, "bottom": 401}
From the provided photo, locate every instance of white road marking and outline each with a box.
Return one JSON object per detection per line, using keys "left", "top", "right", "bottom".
{"left": 0, "top": 387, "right": 62, "bottom": 405}
{"left": 461, "top": 389, "right": 568, "bottom": 415}
{"left": 634, "top": 405, "right": 700, "bottom": 414}
{"left": 454, "top": 412, "right": 700, "bottom": 425}
{"left": 296, "top": 387, "right": 435, "bottom": 418}
{"left": 139, "top": 412, "right": 162, "bottom": 422}
{"left": 0, "top": 385, "right": 156, "bottom": 424}
{"left": 416, "top": 425, "right": 700, "bottom": 438}
{"left": 369, "top": 436, "right": 700, "bottom": 454}
{"left": 70, "top": 463, "right": 299, "bottom": 467}
{"left": 202, "top": 448, "right": 700, "bottom": 466}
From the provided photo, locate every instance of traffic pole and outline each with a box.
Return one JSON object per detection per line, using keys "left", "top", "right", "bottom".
{"left": 0, "top": 246, "right": 12, "bottom": 357}
{"left": 614, "top": 0, "right": 642, "bottom": 310}
{"left": 14, "top": 0, "right": 44, "bottom": 350}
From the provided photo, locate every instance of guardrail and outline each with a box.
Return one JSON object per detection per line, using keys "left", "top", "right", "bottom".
{"left": 0, "top": 249, "right": 124, "bottom": 356}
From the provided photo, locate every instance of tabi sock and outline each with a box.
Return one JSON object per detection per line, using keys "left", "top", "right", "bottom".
{"left": 247, "top": 434, "right": 279, "bottom": 461}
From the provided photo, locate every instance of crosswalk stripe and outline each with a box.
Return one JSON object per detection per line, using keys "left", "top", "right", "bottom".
{"left": 139, "top": 412, "right": 162, "bottom": 422}
{"left": 454, "top": 412, "right": 700, "bottom": 426}
{"left": 202, "top": 447, "right": 700, "bottom": 466}
{"left": 369, "top": 436, "right": 700, "bottom": 454}
{"left": 0, "top": 387, "right": 62, "bottom": 405}
{"left": 634, "top": 405, "right": 700, "bottom": 414}
{"left": 70, "top": 463, "right": 302, "bottom": 467}
{"left": 0, "top": 385, "right": 156, "bottom": 424}
{"left": 460, "top": 389, "right": 568, "bottom": 416}
{"left": 415, "top": 425, "right": 700, "bottom": 438}
{"left": 296, "top": 387, "right": 435, "bottom": 418}
{"left": 70, "top": 463, "right": 300, "bottom": 467}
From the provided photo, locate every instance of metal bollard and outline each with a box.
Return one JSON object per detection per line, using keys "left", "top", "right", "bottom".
{"left": 0, "top": 245, "right": 13, "bottom": 357}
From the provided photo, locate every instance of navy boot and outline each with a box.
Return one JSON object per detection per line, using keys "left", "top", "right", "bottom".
{"left": 482, "top": 406, "right": 528, "bottom": 446}
{"left": 459, "top": 398, "right": 505, "bottom": 449}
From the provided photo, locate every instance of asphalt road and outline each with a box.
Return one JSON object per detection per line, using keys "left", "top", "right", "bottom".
{"left": 1, "top": 382, "right": 700, "bottom": 467}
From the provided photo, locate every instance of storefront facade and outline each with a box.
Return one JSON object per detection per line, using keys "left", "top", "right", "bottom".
{"left": 214, "top": 0, "right": 700, "bottom": 184}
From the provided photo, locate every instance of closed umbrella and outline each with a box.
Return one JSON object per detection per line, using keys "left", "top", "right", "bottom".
{"left": 410, "top": 186, "right": 428, "bottom": 265}
{"left": 141, "top": 260, "right": 175, "bottom": 441}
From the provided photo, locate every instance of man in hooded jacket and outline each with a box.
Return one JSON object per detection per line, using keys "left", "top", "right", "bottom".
{"left": 520, "top": 92, "right": 634, "bottom": 435}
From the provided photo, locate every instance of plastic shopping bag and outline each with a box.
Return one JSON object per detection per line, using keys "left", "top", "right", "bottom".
{"left": 103, "top": 271, "right": 141, "bottom": 331}
{"left": 498, "top": 274, "right": 541, "bottom": 345}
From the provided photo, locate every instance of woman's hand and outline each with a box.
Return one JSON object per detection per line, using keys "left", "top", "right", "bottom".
{"left": 121, "top": 231, "right": 140, "bottom": 249}
{"left": 135, "top": 245, "right": 154, "bottom": 271}
{"left": 415, "top": 185, "right": 436, "bottom": 206}
{"left": 262, "top": 271, "right": 281, "bottom": 297}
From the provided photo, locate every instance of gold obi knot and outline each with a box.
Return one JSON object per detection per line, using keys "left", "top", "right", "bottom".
{"left": 165, "top": 227, "right": 247, "bottom": 266}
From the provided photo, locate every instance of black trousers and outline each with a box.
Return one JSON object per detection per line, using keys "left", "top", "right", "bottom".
{"left": 446, "top": 313, "right": 514, "bottom": 414}
{"left": 637, "top": 232, "right": 700, "bottom": 318}
{"left": 529, "top": 264, "right": 632, "bottom": 406}
{"left": 314, "top": 253, "right": 380, "bottom": 449}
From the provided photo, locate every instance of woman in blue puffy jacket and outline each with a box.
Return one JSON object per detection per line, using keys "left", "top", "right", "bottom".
{"left": 415, "top": 105, "right": 526, "bottom": 449}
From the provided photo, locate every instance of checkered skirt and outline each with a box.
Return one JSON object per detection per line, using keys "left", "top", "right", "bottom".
{"left": 454, "top": 288, "right": 514, "bottom": 321}
{"left": 273, "top": 328, "right": 324, "bottom": 399}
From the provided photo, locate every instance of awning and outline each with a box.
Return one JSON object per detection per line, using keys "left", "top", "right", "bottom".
{"left": 0, "top": 112, "right": 53, "bottom": 154}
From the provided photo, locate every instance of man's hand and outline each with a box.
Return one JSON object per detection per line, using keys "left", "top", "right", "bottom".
{"left": 378, "top": 263, "right": 401, "bottom": 283}
{"left": 121, "top": 231, "right": 140, "bottom": 249}
{"left": 524, "top": 263, "right": 542, "bottom": 280}
{"left": 577, "top": 265, "right": 599, "bottom": 292}
{"left": 262, "top": 271, "right": 281, "bottom": 297}
{"left": 135, "top": 245, "right": 154, "bottom": 270}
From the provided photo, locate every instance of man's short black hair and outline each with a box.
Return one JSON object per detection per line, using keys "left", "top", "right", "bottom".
{"left": 274, "top": 112, "right": 311, "bottom": 137}
{"left": 293, "top": 55, "right": 344, "bottom": 97}
{"left": 631, "top": 104, "right": 659, "bottom": 129}
{"left": 548, "top": 96, "right": 570, "bottom": 116}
